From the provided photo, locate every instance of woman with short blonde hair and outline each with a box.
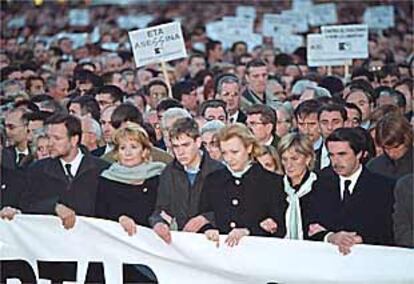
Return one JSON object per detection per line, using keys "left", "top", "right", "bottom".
{"left": 95, "top": 122, "right": 165, "bottom": 236}
{"left": 277, "top": 132, "right": 317, "bottom": 240}
{"left": 196, "top": 123, "right": 287, "bottom": 247}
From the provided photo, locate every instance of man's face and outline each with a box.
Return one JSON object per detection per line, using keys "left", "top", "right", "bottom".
{"left": 297, "top": 113, "right": 320, "bottom": 144}
{"left": 218, "top": 82, "right": 240, "bottom": 114}
{"left": 30, "top": 79, "right": 45, "bottom": 96}
{"left": 345, "top": 108, "right": 361, "bottom": 128}
{"left": 345, "top": 91, "right": 372, "bottom": 122}
{"left": 380, "top": 75, "right": 399, "bottom": 88}
{"left": 318, "top": 111, "right": 345, "bottom": 139}
{"left": 189, "top": 57, "right": 206, "bottom": 77}
{"left": 46, "top": 123, "right": 77, "bottom": 159}
{"left": 5, "top": 111, "right": 28, "bottom": 146}
{"left": 100, "top": 107, "right": 115, "bottom": 143}
{"left": 171, "top": 134, "right": 201, "bottom": 167}
{"left": 246, "top": 66, "right": 268, "bottom": 94}
{"left": 246, "top": 113, "right": 273, "bottom": 143}
{"left": 68, "top": 103, "right": 82, "bottom": 118}
{"left": 28, "top": 120, "right": 44, "bottom": 142}
{"left": 181, "top": 92, "right": 198, "bottom": 112}
{"left": 149, "top": 85, "right": 168, "bottom": 109}
{"left": 34, "top": 43, "right": 48, "bottom": 63}
{"left": 211, "top": 44, "right": 223, "bottom": 61}
{"left": 111, "top": 73, "right": 127, "bottom": 92}
{"left": 382, "top": 143, "right": 409, "bottom": 161}
{"left": 96, "top": 93, "right": 115, "bottom": 110}
{"left": 106, "top": 57, "right": 123, "bottom": 72}
{"left": 328, "top": 141, "right": 362, "bottom": 177}
{"left": 81, "top": 120, "right": 97, "bottom": 150}
{"left": 204, "top": 107, "right": 227, "bottom": 123}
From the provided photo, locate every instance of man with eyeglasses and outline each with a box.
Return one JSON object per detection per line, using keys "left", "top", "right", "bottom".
{"left": 3, "top": 108, "right": 32, "bottom": 169}
{"left": 246, "top": 104, "right": 278, "bottom": 148}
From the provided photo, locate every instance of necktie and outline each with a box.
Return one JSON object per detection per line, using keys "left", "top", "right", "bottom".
{"left": 342, "top": 180, "right": 352, "bottom": 204}
{"left": 17, "top": 153, "right": 26, "bottom": 166}
{"left": 65, "top": 164, "right": 74, "bottom": 181}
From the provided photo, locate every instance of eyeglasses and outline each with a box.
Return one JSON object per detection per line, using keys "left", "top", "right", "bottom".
{"left": 5, "top": 124, "right": 26, "bottom": 130}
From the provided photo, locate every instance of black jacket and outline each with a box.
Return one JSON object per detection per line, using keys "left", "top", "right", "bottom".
{"left": 199, "top": 163, "right": 287, "bottom": 237}
{"left": 95, "top": 176, "right": 159, "bottom": 227}
{"left": 308, "top": 167, "right": 395, "bottom": 245}
{"left": 20, "top": 151, "right": 109, "bottom": 216}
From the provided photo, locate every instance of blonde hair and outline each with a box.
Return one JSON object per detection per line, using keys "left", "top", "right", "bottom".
{"left": 258, "top": 145, "right": 282, "bottom": 173}
{"left": 112, "top": 122, "right": 152, "bottom": 162}
{"left": 216, "top": 123, "right": 262, "bottom": 159}
{"left": 277, "top": 132, "right": 315, "bottom": 170}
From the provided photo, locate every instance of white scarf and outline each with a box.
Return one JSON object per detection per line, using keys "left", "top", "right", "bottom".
{"left": 284, "top": 172, "right": 317, "bottom": 240}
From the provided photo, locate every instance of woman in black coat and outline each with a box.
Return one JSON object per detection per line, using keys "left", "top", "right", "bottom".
{"left": 95, "top": 122, "right": 165, "bottom": 235}
{"left": 197, "top": 123, "right": 287, "bottom": 247}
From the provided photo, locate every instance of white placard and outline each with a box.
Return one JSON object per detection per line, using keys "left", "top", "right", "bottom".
{"left": 128, "top": 22, "right": 187, "bottom": 68}
{"left": 2, "top": 215, "right": 413, "bottom": 284}
{"left": 307, "top": 34, "right": 347, "bottom": 67}
{"left": 363, "top": 5, "right": 395, "bottom": 30}
{"left": 321, "top": 24, "right": 368, "bottom": 60}
{"left": 57, "top": 32, "right": 88, "bottom": 49}
{"left": 308, "top": 3, "right": 337, "bottom": 26}
{"left": 292, "top": 0, "right": 313, "bottom": 11}
{"left": 117, "top": 15, "right": 154, "bottom": 30}
{"left": 236, "top": 6, "right": 256, "bottom": 20}
{"left": 69, "top": 9, "right": 90, "bottom": 26}
{"left": 281, "top": 10, "right": 309, "bottom": 33}
{"left": 223, "top": 16, "right": 254, "bottom": 35}
{"left": 7, "top": 16, "right": 26, "bottom": 29}
{"left": 262, "top": 14, "right": 294, "bottom": 37}
{"left": 274, "top": 34, "right": 304, "bottom": 54}
{"left": 206, "top": 21, "right": 226, "bottom": 41}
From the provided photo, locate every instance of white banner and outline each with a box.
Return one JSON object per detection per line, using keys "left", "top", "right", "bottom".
{"left": 1, "top": 215, "right": 413, "bottom": 284}
{"left": 128, "top": 22, "right": 187, "bottom": 68}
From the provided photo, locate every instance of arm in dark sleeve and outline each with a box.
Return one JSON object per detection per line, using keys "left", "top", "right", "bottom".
{"left": 197, "top": 174, "right": 216, "bottom": 233}
{"left": 266, "top": 176, "right": 287, "bottom": 238}
{"left": 393, "top": 175, "right": 413, "bottom": 247}
{"left": 148, "top": 168, "right": 173, "bottom": 227}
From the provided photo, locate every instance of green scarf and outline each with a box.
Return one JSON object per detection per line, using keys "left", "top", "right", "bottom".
{"left": 101, "top": 161, "right": 166, "bottom": 185}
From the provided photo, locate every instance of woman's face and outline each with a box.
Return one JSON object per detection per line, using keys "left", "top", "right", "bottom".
{"left": 281, "top": 147, "right": 310, "bottom": 183}
{"left": 257, "top": 153, "right": 276, "bottom": 172}
{"left": 220, "top": 136, "right": 252, "bottom": 172}
{"left": 36, "top": 137, "right": 50, "bottom": 160}
{"left": 117, "top": 137, "right": 146, "bottom": 167}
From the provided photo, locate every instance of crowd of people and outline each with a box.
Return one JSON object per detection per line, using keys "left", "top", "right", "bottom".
{"left": 1, "top": 0, "right": 413, "bottom": 281}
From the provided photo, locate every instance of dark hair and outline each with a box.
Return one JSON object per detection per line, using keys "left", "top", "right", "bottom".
{"left": 246, "top": 104, "right": 277, "bottom": 127}
{"left": 246, "top": 59, "right": 267, "bottom": 74}
{"left": 231, "top": 41, "right": 247, "bottom": 53}
{"left": 172, "top": 80, "right": 197, "bottom": 102}
{"left": 326, "top": 127, "right": 366, "bottom": 156}
{"left": 376, "top": 86, "right": 407, "bottom": 109}
{"left": 377, "top": 64, "right": 400, "bottom": 81}
{"left": 111, "top": 103, "right": 143, "bottom": 129}
{"left": 147, "top": 79, "right": 168, "bottom": 93}
{"left": 26, "top": 76, "right": 45, "bottom": 92}
{"left": 274, "top": 53, "right": 293, "bottom": 67}
{"left": 73, "top": 69, "right": 103, "bottom": 88}
{"left": 45, "top": 113, "right": 82, "bottom": 145}
{"left": 294, "top": 99, "right": 322, "bottom": 119}
{"left": 23, "top": 111, "right": 52, "bottom": 123}
{"left": 345, "top": 102, "right": 362, "bottom": 123}
{"left": 96, "top": 85, "right": 124, "bottom": 103}
{"left": 317, "top": 103, "right": 347, "bottom": 121}
{"left": 198, "top": 99, "right": 228, "bottom": 119}
{"left": 351, "top": 67, "right": 375, "bottom": 82}
{"left": 353, "top": 127, "right": 376, "bottom": 164}
{"left": 375, "top": 113, "right": 413, "bottom": 148}
{"left": 206, "top": 40, "right": 222, "bottom": 55}
{"left": 68, "top": 95, "right": 101, "bottom": 121}
{"left": 214, "top": 73, "right": 240, "bottom": 95}
{"left": 319, "top": 76, "right": 344, "bottom": 97}
{"left": 344, "top": 80, "right": 375, "bottom": 103}
{"left": 156, "top": 98, "right": 183, "bottom": 113}
{"left": 189, "top": 53, "right": 205, "bottom": 65}
{"left": 169, "top": 117, "right": 200, "bottom": 140}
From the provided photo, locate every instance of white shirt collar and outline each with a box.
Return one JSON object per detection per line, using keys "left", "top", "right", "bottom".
{"left": 264, "top": 136, "right": 274, "bottom": 146}
{"left": 313, "top": 136, "right": 323, "bottom": 151}
{"left": 320, "top": 142, "right": 331, "bottom": 169}
{"left": 183, "top": 151, "right": 203, "bottom": 173}
{"left": 339, "top": 165, "right": 363, "bottom": 198}
{"left": 104, "top": 144, "right": 114, "bottom": 155}
{"left": 229, "top": 111, "right": 239, "bottom": 123}
{"left": 15, "top": 147, "right": 29, "bottom": 162}
{"left": 60, "top": 148, "right": 84, "bottom": 177}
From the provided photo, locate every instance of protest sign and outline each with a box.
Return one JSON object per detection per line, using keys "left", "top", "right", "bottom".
{"left": 274, "top": 34, "right": 304, "bottom": 54}
{"left": 281, "top": 10, "right": 309, "bottom": 33}
{"left": 128, "top": 21, "right": 187, "bottom": 68}
{"left": 69, "top": 9, "right": 90, "bottom": 27}
{"left": 363, "top": 5, "right": 395, "bottom": 30}
{"left": 117, "top": 15, "right": 154, "bottom": 30}
{"left": 292, "top": 0, "right": 313, "bottom": 11}
{"left": 308, "top": 3, "right": 337, "bottom": 26}
{"left": 236, "top": 6, "right": 256, "bottom": 20}
{"left": 262, "top": 14, "right": 294, "bottom": 37}
{"left": 307, "top": 34, "right": 347, "bottom": 67}
{"left": 7, "top": 16, "right": 26, "bottom": 29}
{"left": 320, "top": 24, "right": 368, "bottom": 60}
{"left": 1, "top": 215, "right": 413, "bottom": 284}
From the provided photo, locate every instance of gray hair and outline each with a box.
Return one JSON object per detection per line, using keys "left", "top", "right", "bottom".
{"left": 268, "top": 101, "right": 294, "bottom": 123}
{"left": 200, "top": 120, "right": 226, "bottom": 135}
{"left": 291, "top": 79, "right": 317, "bottom": 96}
{"left": 0, "top": 79, "right": 25, "bottom": 96}
{"left": 82, "top": 117, "right": 102, "bottom": 139}
{"left": 305, "top": 86, "right": 332, "bottom": 98}
{"left": 161, "top": 107, "right": 191, "bottom": 130}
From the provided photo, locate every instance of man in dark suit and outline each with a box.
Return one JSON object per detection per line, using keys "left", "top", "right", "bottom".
{"left": 17, "top": 114, "right": 108, "bottom": 228}
{"left": 308, "top": 128, "right": 394, "bottom": 255}
{"left": 2, "top": 108, "right": 33, "bottom": 169}
{"left": 215, "top": 73, "right": 247, "bottom": 124}
{"left": 246, "top": 104, "right": 279, "bottom": 148}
